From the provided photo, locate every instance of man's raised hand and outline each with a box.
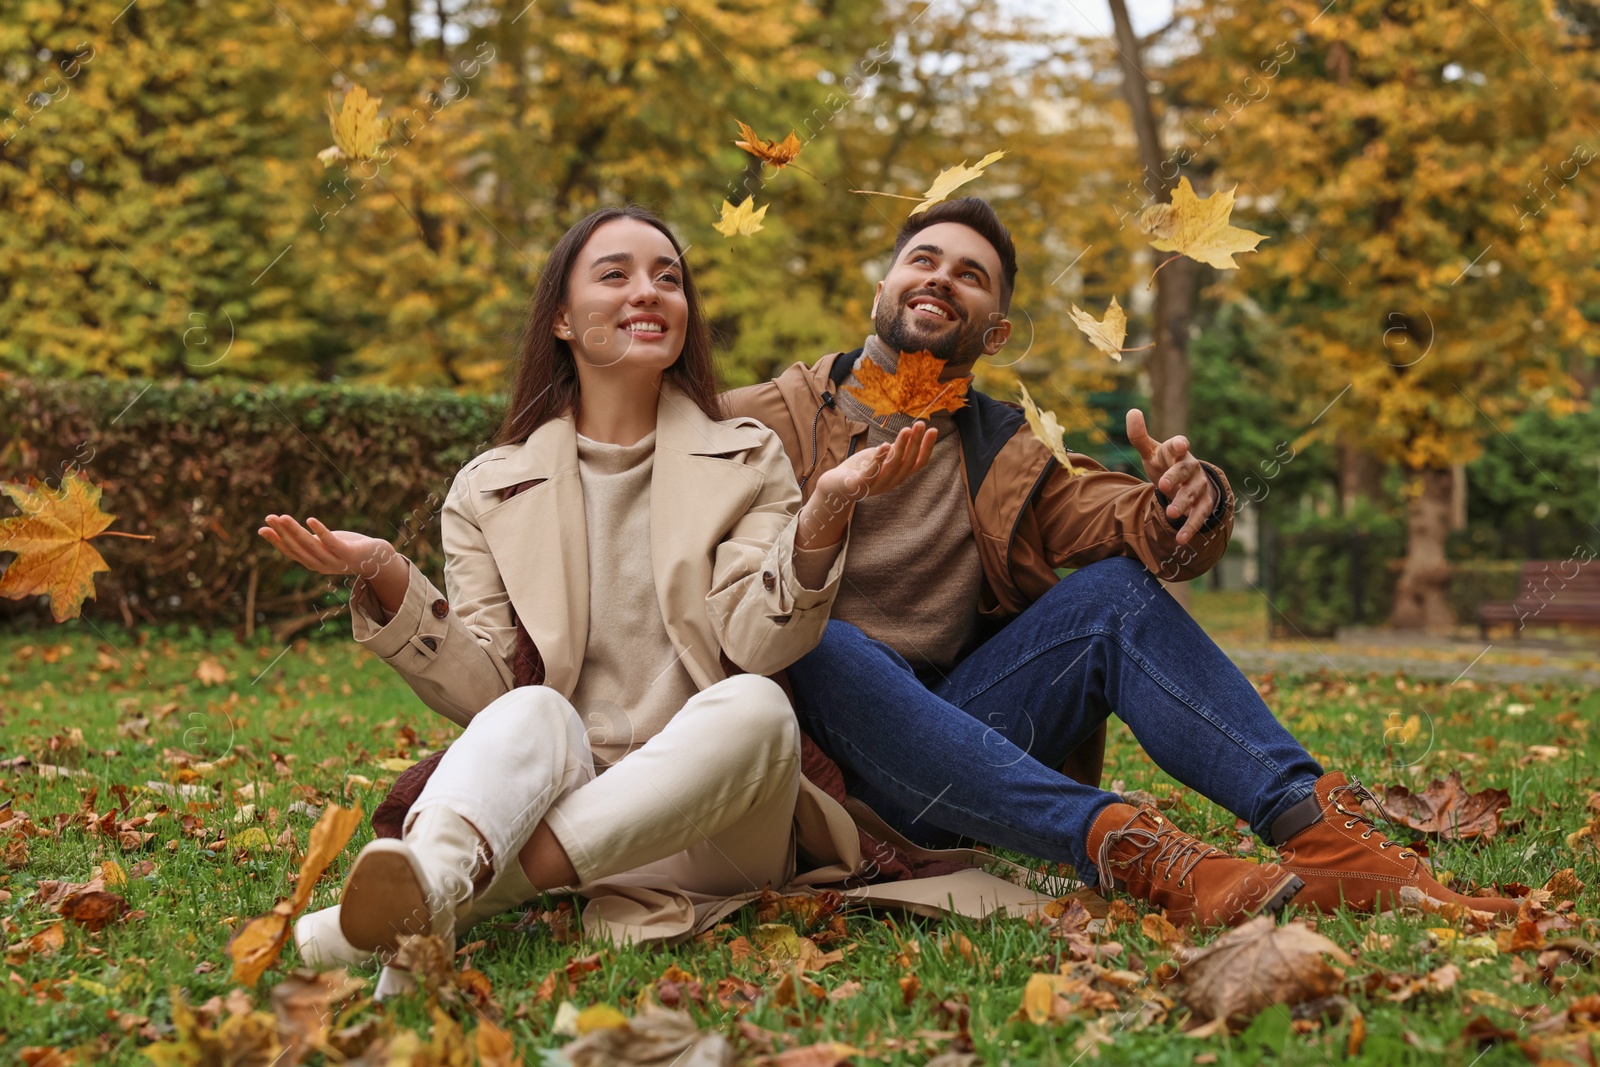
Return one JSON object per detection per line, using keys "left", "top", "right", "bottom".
{"left": 1126, "top": 409, "right": 1218, "bottom": 546}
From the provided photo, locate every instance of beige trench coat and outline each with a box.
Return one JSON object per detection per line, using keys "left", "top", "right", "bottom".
{"left": 349, "top": 381, "right": 1053, "bottom": 943}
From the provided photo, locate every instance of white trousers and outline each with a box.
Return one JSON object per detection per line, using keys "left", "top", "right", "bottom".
{"left": 410, "top": 673, "right": 801, "bottom": 930}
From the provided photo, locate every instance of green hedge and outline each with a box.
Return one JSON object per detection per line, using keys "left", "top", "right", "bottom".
{"left": 1262, "top": 507, "right": 1406, "bottom": 637}
{"left": 0, "top": 374, "right": 505, "bottom": 633}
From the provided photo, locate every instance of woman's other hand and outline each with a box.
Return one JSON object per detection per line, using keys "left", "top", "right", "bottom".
{"left": 258, "top": 516, "right": 411, "bottom": 617}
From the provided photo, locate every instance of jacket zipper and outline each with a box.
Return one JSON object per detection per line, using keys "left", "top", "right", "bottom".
{"left": 797, "top": 390, "right": 834, "bottom": 495}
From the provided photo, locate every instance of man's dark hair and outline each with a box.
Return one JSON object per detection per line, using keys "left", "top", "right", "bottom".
{"left": 890, "top": 197, "right": 1018, "bottom": 313}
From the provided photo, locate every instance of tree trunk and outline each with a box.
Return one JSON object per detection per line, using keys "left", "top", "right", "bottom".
{"left": 1338, "top": 443, "right": 1383, "bottom": 513}
{"left": 1108, "top": 0, "right": 1194, "bottom": 441}
{"left": 1391, "top": 467, "right": 1455, "bottom": 632}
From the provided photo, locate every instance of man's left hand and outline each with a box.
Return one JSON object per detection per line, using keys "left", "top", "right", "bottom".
{"left": 1126, "top": 409, "right": 1217, "bottom": 545}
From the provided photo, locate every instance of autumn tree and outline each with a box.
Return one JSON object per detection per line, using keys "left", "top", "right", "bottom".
{"left": 1173, "top": 0, "right": 1599, "bottom": 629}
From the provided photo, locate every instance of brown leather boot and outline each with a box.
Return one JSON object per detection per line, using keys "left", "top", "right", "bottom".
{"left": 1271, "top": 772, "right": 1523, "bottom": 916}
{"left": 1087, "top": 804, "right": 1304, "bottom": 928}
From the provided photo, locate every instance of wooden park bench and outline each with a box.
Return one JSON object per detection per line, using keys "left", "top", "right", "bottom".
{"left": 1477, "top": 560, "right": 1600, "bottom": 638}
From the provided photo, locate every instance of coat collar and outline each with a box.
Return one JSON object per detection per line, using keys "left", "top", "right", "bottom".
{"left": 473, "top": 380, "right": 766, "bottom": 492}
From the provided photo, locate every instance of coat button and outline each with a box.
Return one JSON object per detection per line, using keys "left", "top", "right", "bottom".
{"left": 761, "top": 570, "right": 776, "bottom": 591}
{"left": 421, "top": 636, "right": 438, "bottom": 651}
{"left": 431, "top": 598, "right": 449, "bottom": 619}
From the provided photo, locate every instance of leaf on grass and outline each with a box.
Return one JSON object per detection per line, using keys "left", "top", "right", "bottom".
{"left": 143, "top": 987, "right": 283, "bottom": 1067}
{"left": 714, "top": 198, "right": 768, "bottom": 238}
{"left": 0, "top": 471, "right": 149, "bottom": 622}
{"left": 575, "top": 1003, "right": 628, "bottom": 1035}
{"left": 229, "top": 803, "right": 362, "bottom": 984}
{"left": 562, "top": 1003, "right": 734, "bottom": 1067}
{"left": 60, "top": 890, "right": 128, "bottom": 932}
{"left": 322, "top": 83, "right": 387, "bottom": 168}
{"left": 1174, "top": 916, "right": 1352, "bottom": 1031}
{"left": 1017, "top": 381, "right": 1083, "bottom": 477}
{"left": 733, "top": 121, "right": 802, "bottom": 169}
{"left": 772, "top": 1042, "right": 862, "bottom": 1067}
{"left": 1376, "top": 770, "right": 1511, "bottom": 840}
{"left": 271, "top": 968, "right": 367, "bottom": 1064}
{"left": 1069, "top": 297, "right": 1130, "bottom": 360}
{"left": 475, "top": 1018, "right": 522, "bottom": 1067}
{"left": 5, "top": 922, "right": 65, "bottom": 964}
{"left": 1137, "top": 177, "right": 1266, "bottom": 270}
{"left": 846, "top": 349, "right": 970, "bottom": 420}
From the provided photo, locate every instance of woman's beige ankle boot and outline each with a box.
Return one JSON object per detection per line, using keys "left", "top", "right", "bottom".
{"left": 337, "top": 805, "right": 488, "bottom": 955}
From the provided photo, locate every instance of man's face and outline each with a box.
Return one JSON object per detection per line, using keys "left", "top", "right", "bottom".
{"left": 871, "top": 222, "right": 1011, "bottom": 364}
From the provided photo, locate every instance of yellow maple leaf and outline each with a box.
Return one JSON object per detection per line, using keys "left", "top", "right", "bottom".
{"left": 1017, "top": 381, "right": 1083, "bottom": 477}
{"left": 0, "top": 470, "right": 151, "bottom": 622}
{"left": 733, "top": 120, "right": 803, "bottom": 169}
{"left": 1069, "top": 297, "right": 1133, "bottom": 361}
{"left": 1137, "top": 176, "right": 1267, "bottom": 270}
{"left": 227, "top": 803, "right": 363, "bottom": 984}
{"left": 713, "top": 197, "right": 768, "bottom": 237}
{"left": 845, "top": 349, "right": 970, "bottom": 419}
{"left": 911, "top": 150, "right": 1006, "bottom": 214}
{"left": 321, "top": 83, "right": 387, "bottom": 169}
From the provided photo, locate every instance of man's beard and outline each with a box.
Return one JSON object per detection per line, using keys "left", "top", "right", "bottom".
{"left": 874, "top": 293, "right": 987, "bottom": 365}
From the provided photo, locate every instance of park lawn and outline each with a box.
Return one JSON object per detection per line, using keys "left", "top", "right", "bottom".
{"left": 0, "top": 620, "right": 1598, "bottom": 1065}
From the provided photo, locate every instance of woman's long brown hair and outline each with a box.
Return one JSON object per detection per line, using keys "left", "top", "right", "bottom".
{"left": 494, "top": 206, "right": 723, "bottom": 446}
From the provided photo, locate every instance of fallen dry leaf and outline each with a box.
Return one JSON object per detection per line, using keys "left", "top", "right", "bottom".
{"left": 1173, "top": 916, "right": 1352, "bottom": 1030}
{"left": 60, "top": 889, "right": 128, "bottom": 932}
{"left": 563, "top": 1003, "right": 733, "bottom": 1067}
{"left": 733, "top": 120, "right": 803, "bottom": 170}
{"left": 846, "top": 349, "right": 970, "bottom": 420}
{"left": 1017, "top": 381, "right": 1084, "bottom": 478}
{"left": 0, "top": 471, "right": 150, "bottom": 621}
{"left": 714, "top": 197, "right": 768, "bottom": 238}
{"left": 1069, "top": 297, "right": 1134, "bottom": 360}
{"left": 1377, "top": 770, "right": 1511, "bottom": 840}
{"left": 271, "top": 968, "right": 366, "bottom": 1065}
{"left": 321, "top": 82, "right": 387, "bottom": 168}
{"left": 229, "top": 803, "right": 362, "bottom": 984}
{"left": 1137, "top": 176, "right": 1267, "bottom": 271}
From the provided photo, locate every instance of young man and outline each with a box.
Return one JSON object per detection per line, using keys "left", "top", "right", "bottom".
{"left": 723, "top": 197, "right": 1524, "bottom": 926}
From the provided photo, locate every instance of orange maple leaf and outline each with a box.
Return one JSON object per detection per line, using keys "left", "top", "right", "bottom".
{"left": 0, "top": 470, "right": 151, "bottom": 622}
{"left": 734, "top": 120, "right": 803, "bottom": 169}
{"left": 845, "top": 349, "right": 971, "bottom": 420}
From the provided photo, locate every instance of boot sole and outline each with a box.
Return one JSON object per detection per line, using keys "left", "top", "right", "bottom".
{"left": 1252, "top": 872, "right": 1306, "bottom": 920}
{"left": 339, "top": 840, "right": 432, "bottom": 954}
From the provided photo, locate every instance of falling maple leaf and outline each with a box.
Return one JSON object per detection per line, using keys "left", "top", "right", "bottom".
{"left": 319, "top": 83, "right": 387, "bottom": 168}
{"left": 851, "top": 150, "right": 1006, "bottom": 215}
{"left": 1174, "top": 916, "right": 1352, "bottom": 1033}
{"left": 227, "top": 803, "right": 363, "bottom": 984}
{"left": 1377, "top": 770, "right": 1512, "bottom": 840}
{"left": 713, "top": 197, "right": 768, "bottom": 238}
{"left": 0, "top": 470, "right": 152, "bottom": 622}
{"left": 1017, "top": 381, "right": 1083, "bottom": 477}
{"left": 1068, "top": 296, "right": 1150, "bottom": 362}
{"left": 733, "top": 120, "right": 803, "bottom": 169}
{"left": 1137, "top": 176, "right": 1267, "bottom": 273}
{"left": 846, "top": 349, "right": 970, "bottom": 419}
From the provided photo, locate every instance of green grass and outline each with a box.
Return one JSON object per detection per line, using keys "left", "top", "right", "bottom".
{"left": 1, "top": 619, "right": 1598, "bottom": 1064}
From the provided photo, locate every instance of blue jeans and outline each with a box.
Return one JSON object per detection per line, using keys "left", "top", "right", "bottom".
{"left": 785, "top": 555, "right": 1324, "bottom": 886}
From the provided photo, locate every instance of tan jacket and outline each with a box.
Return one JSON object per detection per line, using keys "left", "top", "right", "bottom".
{"left": 351, "top": 381, "right": 1053, "bottom": 939}
{"left": 350, "top": 382, "right": 849, "bottom": 727}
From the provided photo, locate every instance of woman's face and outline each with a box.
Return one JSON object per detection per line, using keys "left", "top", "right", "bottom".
{"left": 556, "top": 217, "right": 690, "bottom": 376}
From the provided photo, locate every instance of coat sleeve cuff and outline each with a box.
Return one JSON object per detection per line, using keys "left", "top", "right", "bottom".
{"left": 775, "top": 516, "right": 850, "bottom": 612}
{"left": 350, "top": 561, "right": 438, "bottom": 661}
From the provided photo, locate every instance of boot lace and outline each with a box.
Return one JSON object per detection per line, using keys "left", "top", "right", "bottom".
{"left": 1096, "top": 814, "right": 1223, "bottom": 890}
{"left": 1328, "top": 778, "right": 1417, "bottom": 859}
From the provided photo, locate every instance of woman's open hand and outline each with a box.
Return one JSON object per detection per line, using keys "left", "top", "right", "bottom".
{"left": 258, "top": 515, "right": 397, "bottom": 580}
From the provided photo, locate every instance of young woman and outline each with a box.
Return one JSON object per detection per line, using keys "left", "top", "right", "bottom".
{"left": 259, "top": 206, "right": 935, "bottom": 980}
